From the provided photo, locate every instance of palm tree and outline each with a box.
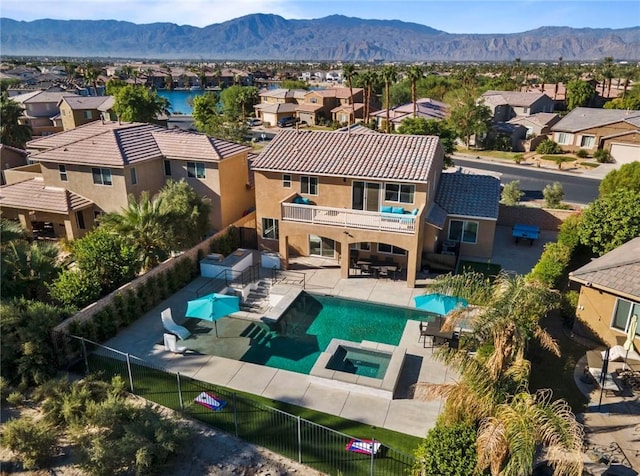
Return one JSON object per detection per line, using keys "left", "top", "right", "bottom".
{"left": 0, "top": 92, "right": 32, "bottom": 148}
{"left": 342, "top": 64, "right": 357, "bottom": 126}
{"left": 381, "top": 65, "right": 398, "bottom": 133}
{"left": 406, "top": 65, "right": 424, "bottom": 118}
{"left": 360, "top": 70, "right": 377, "bottom": 126}
{"left": 98, "top": 192, "right": 170, "bottom": 271}
{"left": 601, "top": 56, "right": 615, "bottom": 98}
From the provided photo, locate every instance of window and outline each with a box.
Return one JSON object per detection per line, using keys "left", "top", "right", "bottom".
{"left": 130, "top": 167, "right": 137, "bottom": 185}
{"left": 92, "top": 167, "right": 112, "bottom": 186}
{"left": 262, "top": 218, "right": 279, "bottom": 240}
{"left": 58, "top": 164, "right": 68, "bottom": 182}
{"left": 164, "top": 160, "right": 172, "bottom": 176}
{"left": 448, "top": 220, "right": 479, "bottom": 244}
{"left": 76, "top": 211, "right": 86, "bottom": 230}
{"left": 611, "top": 299, "right": 640, "bottom": 335}
{"left": 310, "top": 97, "right": 318, "bottom": 104}
{"left": 301, "top": 176, "right": 318, "bottom": 195}
{"left": 187, "top": 161, "right": 205, "bottom": 179}
{"left": 557, "top": 132, "right": 573, "bottom": 145}
{"left": 385, "top": 183, "right": 415, "bottom": 204}
{"left": 377, "top": 243, "right": 407, "bottom": 255}
{"left": 83, "top": 110, "right": 93, "bottom": 120}
{"left": 282, "top": 174, "right": 292, "bottom": 188}
{"left": 580, "top": 135, "right": 596, "bottom": 149}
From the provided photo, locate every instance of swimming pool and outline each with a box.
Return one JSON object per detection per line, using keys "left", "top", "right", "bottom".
{"left": 238, "top": 292, "right": 434, "bottom": 374}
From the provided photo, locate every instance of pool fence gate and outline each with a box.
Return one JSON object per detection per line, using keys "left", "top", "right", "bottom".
{"left": 70, "top": 335, "right": 416, "bottom": 476}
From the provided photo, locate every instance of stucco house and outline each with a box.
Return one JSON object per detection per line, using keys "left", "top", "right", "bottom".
{"left": 569, "top": 237, "right": 640, "bottom": 349}
{"left": 370, "top": 98, "right": 448, "bottom": 131}
{"left": 481, "top": 91, "right": 555, "bottom": 122}
{"left": 57, "top": 95, "right": 116, "bottom": 130}
{"left": 250, "top": 128, "right": 500, "bottom": 287}
{"left": 297, "top": 87, "right": 367, "bottom": 126}
{"left": 254, "top": 88, "right": 307, "bottom": 126}
{"left": 0, "top": 121, "right": 255, "bottom": 241}
{"left": 0, "top": 144, "right": 28, "bottom": 185}
{"left": 550, "top": 107, "right": 640, "bottom": 164}
{"left": 9, "top": 90, "right": 75, "bottom": 136}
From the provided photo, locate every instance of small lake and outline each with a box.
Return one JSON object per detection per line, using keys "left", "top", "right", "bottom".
{"left": 156, "top": 89, "right": 210, "bottom": 115}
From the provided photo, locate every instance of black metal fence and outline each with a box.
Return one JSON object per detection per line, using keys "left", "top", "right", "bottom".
{"left": 72, "top": 336, "right": 415, "bottom": 476}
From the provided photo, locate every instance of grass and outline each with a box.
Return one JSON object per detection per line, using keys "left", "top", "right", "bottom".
{"left": 456, "top": 148, "right": 522, "bottom": 161}
{"left": 458, "top": 260, "right": 502, "bottom": 278}
{"left": 579, "top": 161, "right": 600, "bottom": 168}
{"left": 81, "top": 354, "right": 420, "bottom": 474}
{"left": 539, "top": 155, "right": 576, "bottom": 163}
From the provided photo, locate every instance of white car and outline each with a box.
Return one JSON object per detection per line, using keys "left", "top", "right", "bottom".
{"left": 247, "top": 118, "right": 262, "bottom": 127}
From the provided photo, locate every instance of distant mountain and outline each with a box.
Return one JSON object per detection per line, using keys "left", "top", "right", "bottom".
{"left": 2, "top": 15, "right": 639, "bottom": 61}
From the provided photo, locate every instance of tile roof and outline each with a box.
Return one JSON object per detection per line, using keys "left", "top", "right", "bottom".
{"left": 251, "top": 129, "right": 441, "bottom": 182}
{"left": 569, "top": 237, "right": 640, "bottom": 299}
{"left": 59, "top": 95, "right": 114, "bottom": 110}
{"left": 259, "top": 88, "right": 307, "bottom": 99}
{"left": 551, "top": 107, "right": 640, "bottom": 133}
{"left": 434, "top": 171, "right": 501, "bottom": 219}
{"left": 370, "top": 98, "right": 448, "bottom": 122}
{"left": 508, "top": 112, "right": 559, "bottom": 128}
{"left": 28, "top": 121, "right": 249, "bottom": 167}
{"left": 254, "top": 103, "right": 298, "bottom": 114}
{"left": 0, "top": 177, "right": 93, "bottom": 213}
{"left": 481, "top": 90, "right": 548, "bottom": 107}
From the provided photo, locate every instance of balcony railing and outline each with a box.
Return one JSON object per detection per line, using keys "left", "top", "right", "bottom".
{"left": 282, "top": 203, "right": 417, "bottom": 234}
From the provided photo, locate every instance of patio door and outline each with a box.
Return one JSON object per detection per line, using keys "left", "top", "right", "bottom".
{"left": 309, "top": 235, "right": 335, "bottom": 258}
{"left": 352, "top": 181, "right": 380, "bottom": 212}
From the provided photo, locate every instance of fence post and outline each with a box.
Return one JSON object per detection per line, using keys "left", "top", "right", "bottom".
{"left": 297, "top": 415, "right": 302, "bottom": 464}
{"left": 81, "top": 337, "right": 89, "bottom": 374}
{"left": 125, "top": 353, "right": 135, "bottom": 393}
{"left": 233, "top": 393, "right": 239, "bottom": 437}
{"left": 176, "top": 372, "right": 184, "bottom": 410}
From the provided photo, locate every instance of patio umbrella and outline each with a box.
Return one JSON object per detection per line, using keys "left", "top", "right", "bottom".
{"left": 623, "top": 314, "right": 638, "bottom": 370}
{"left": 185, "top": 293, "right": 240, "bottom": 337}
{"left": 414, "top": 293, "right": 468, "bottom": 316}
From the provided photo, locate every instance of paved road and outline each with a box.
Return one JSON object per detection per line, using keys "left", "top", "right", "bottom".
{"left": 452, "top": 156, "right": 601, "bottom": 205}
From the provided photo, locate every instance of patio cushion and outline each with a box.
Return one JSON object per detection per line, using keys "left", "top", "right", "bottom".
{"left": 411, "top": 208, "right": 419, "bottom": 215}
{"left": 391, "top": 206, "right": 405, "bottom": 214}
{"left": 381, "top": 206, "right": 393, "bottom": 213}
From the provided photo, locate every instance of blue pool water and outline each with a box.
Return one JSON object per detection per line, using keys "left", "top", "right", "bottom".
{"left": 239, "top": 293, "right": 435, "bottom": 374}
{"left": 156, "top": 89, "right": 213, "bottom": 115}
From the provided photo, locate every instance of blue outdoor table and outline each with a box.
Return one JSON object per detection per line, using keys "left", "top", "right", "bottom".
{"left": 512, "top": 224, "right": 540, "bottom": 246}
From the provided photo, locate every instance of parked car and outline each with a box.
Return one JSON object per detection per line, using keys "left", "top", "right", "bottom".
{"left": 277, "top": 116, "right": 296, "bottom": 128}
{"left": 247, "top": 118, "right": 262, "bottom": 127}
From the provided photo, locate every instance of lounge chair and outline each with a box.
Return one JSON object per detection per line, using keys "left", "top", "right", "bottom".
{"left": 161, "top": 308, "right": 191, "bottom": 340}
{"left": 163, "top": 333, "right": 188, "bottom": 354}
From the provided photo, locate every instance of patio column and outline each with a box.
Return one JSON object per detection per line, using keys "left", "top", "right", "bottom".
{"left": 406, "top": 249, "right": 418, "bottom": 288}
{"left": 63, "top": 218, "right": 78, "bottom": 241}
{"left": 18, "top": 212, "right": 33, "bottom": 235}
{"left": 340, "top": 237, "right": 350, "bottom": 280}
{"left": 279, "top": 235, "right": 290, "bottom": 270}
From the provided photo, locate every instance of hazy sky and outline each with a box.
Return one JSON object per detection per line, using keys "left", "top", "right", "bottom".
{"left": 2, "top": 0, "right": 639, "bottom": 34}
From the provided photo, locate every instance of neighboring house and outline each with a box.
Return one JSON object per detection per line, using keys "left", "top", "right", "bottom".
{"left": 9, "top": 90, "right": 76, "bottom": 136}
{"left": 507, "top": 112, "right": 561, "bottom": 152}
{"left": 58, "top": 95, "right": 116, "bottom": 130}
{"left": 569, "top": 237, "right": 640, "bottom": 349}
{"left": 297, "top": 87, "right": 367, "bottom": 126}
{"left": 0, "top": 121, "right": 255, "bottom": 241}
{"left": 250, "top": 129, "right": 500, "bottom": 287}
{"left": 550, "top": 107, "right": 640, "bottom": 164}
{"left": 254, "top": 88, "right": 307, "bottom": 126}
{"left": 370, "top": 98, "right": 448, "bottom": 131}
{"left": 0, "top": 144, "right": 28, "bottom": 185}
{"left": 481, "top": 91, "right": 555, "bottom": 121}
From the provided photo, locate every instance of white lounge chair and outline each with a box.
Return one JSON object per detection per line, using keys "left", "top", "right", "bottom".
{"left": 163, "top": 333, "right": 188, "bottom": 354}
{"left": 161, "top": 308, "right": 191, "bottom": 340}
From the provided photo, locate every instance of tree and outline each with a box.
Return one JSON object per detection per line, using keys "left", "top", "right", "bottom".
{"left": 500, "top": 180, "right": 524, "bottom": 206}
{"left": 448, "top": 92, "right": 492, "bottom": 148}
{"left": 1, "top": 417, "right": 57, "bottom": 470}
{"left": 565, "top": 80, "right": 595, "bottom": 110}
{"left": 1, "top": 239, "right": 61, "bottom": 301}
{"left": 381, "top": 65, "right": 398, "bottom": 133}
{"left": 220, "top": 85, "right": 258, "bottom": 120}
{"left": 599, "top": 161, "right": 640, "bottom": 196}
{"left": 406, "top": 65, "right": 424, "bottom": 118}
{"left": 112, "top": 84, "right": 170, "bottom": 122}
{"left": 1, "top": 92, "right": 32, "bottom": 148}
{"left": 193, "top": 91, "right": 220, "bottom": 130}
{"left": 578, "top": 189, "right": 640, "bottom": 256}
{"left": 413, "top": 421, "right": 477, "bottom": 476}
{"left": 543, "top": 182, "right": 565, "bottom": 208}
{"left": 342, "top": 64, "right": 357, "bottom": 126}
{"left": 99, "top": 192, "right": 171, "bottom": 271}
{"left": 359, "top": 70, "right": 378, "bottom": 125}
{"left": 397, "top": 117, "right": 457, "bottom": 166}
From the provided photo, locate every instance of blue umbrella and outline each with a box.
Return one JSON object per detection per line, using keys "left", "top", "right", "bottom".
{"left": 186, "top": 293, "right": 240, "bottom": 337}
{"left": 414, "top": 293, "right": 468, "bottom": 316}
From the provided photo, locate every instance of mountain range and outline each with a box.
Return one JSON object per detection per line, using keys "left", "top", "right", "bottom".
{"left": 2, "top": 14, "right": 639, "bottom": 61}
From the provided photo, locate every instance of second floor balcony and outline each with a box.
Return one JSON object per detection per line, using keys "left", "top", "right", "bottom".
{"left": 282, "top": 202, "right": 418, "bottom": 234}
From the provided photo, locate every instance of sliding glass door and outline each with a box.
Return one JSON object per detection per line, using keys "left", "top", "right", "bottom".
{"left": 352, "top": 181, "right": 380, "bottom": 212}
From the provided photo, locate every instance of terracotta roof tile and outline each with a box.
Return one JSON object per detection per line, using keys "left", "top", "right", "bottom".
{"left": 0, "top": 178, "right": 93, "bottom": 214}
{"left": 152, "top": 129, "right": 251, "bottom": 160}
{"left": 251, "top": 129, "right": 442, "bottom": 182}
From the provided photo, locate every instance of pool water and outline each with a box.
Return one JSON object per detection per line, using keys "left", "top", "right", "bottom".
{"left": 239, "top": 292, "right": 433, "bottom": 374}
{"left": 326, "top": 346, "right": 391, "bottom": 379}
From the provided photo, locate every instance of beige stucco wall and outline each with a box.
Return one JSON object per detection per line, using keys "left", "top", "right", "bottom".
{"left": 218, "top": 153, "right": 255, "bottom": 229}
{"left": 439, "top": 216, "right": 496, "bottom": 259}
{"left": 555, "top": 121, "right": 637, "bottom": 152}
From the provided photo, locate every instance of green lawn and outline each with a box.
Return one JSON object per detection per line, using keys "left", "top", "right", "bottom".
{"left": 82, "top": 355, "right": 420, "bottom": 475}
{"left": 458, "top": 260, "right": 502, "bottom": 278}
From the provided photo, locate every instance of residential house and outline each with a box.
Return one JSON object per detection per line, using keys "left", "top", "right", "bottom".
{"left": 58, "top": 96, "right": 116, "bottom": 130}
{"left": 0, "top": 121, "right": 255, "bottom": 241}
{"left": 550, "top": 107, "right": 640, "bottom": 164}
{"left": 297, "top": 87, "right": 366, "bottom": 126}
{"left": 0, "top": 144, "right": 28, "bottom": 185}
{"left": 507, "top": 112, "right": 561, "bottom": 151}
{"left": 481, "top": 91, "right": 555, "bottom": 122}
{"left": 569, "top": 237, "right": 640, "bottom": 349}
{"left": 250, "top": 129, "right": 500, "bottom": 287}
{"left": 9, "top": 90, "right": 75, "bottom": 136}
{"left": 254, "top": 88, "right": 307, "bottom": 126}
{"left": 370, "top": 98, "right": 448, "bottom": 131}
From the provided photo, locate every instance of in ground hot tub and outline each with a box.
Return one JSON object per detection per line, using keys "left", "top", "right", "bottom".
{"left": 310, "top": 339, "right": 406, "bottom": 399}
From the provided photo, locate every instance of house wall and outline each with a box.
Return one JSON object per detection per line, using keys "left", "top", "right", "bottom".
{"left": 59, "top": 102, "right": 100, "bottom": 130}
{"left": 218, "top": 153, "right": 255, "bottom": 229}
{"left": 554, "top": 121, "right": 637, "bottom": 152}
{"left": 1, "top": 148, "right": 28, "bottom": 185}
{"left": 171, "top": 159, "right": 222, "bottom": 230}
{"left": 439, "top": 216, "right": 496, "bottom": 258}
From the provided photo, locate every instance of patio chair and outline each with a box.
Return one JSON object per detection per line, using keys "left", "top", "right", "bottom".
{"left": 163, "top": 333, "right": 188, "bottom": 354}
{"left": 418, "top": 321, "right": 431, "bottom": 346}
{"left": 161, "top": 308, "right": 191, "bottom": 340}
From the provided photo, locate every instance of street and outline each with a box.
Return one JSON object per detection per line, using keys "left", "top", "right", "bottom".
{"left": 452, "top": 156, "right": 601, "bottom": 205}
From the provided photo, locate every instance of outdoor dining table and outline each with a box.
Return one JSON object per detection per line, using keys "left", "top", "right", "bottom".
{"left": 356, "top": 260, "right": 398, "bottom": 278}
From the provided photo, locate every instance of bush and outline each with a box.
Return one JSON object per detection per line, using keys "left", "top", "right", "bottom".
{"left": 513, "top": 153, "right": 524, "bottom": 164}
{"left": 500, "top": 180, "right": 524, "bottom": 206}
{"left": 594, "top": 149, "right": 613, "bottom": 163}
{"left": 543, "top": 182, "right": 565, "bottom": 208}
{"left": 536, "top": 139, "right": 562, "bottom": 154}
{"left": 1, "top": 417, "right": 57, "bottom": 470}
{"left": 413, "top": 421, "right": 477, "bottom": 476}
{"left": 560, "top": 290, "right": 580, "bottom": 328}
{"left": 575, "top": 149, "right": 589, "bottom": 158}
{"left": 6, "top": 391, "right": 24, "bottom": 407}
{"left": 557, "top": 214, "right": 583, "bottom": 250}
{"left": 528, "top": 242, "right": 572, "bottom": 288}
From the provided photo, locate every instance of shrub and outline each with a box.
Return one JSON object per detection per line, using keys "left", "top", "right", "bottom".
{"left": 513, "top": 153, "right": 524, "bottom": 164}
{"left": 543, "top": 182, "right": 565, "bottom": 208}
{"left": 2, "top": 417, "right": 57, "bottom": 470}
{"left": 500, "top": 180, "right": 524, "bottom": 206}
{"left": 594, "top": 149, "right": 613, "bottom": 163}
{"left": 413, "top": 421, "right": 477, "bottom": 476}
{"left": 560, "top": 290, "right": 580, "bottom": 328}
{"left": 536, "top": 139, "right": 562, "bottom": 154}
{"left": 575, "top": 149, "right": 589, "bottom": 158}
{"left": 6, "top": 391, "right": 24, "bottom": 407}
{"left": 557, "top": 214, "right": 583, "bottom": 250}
{"left": 528, "top": 242, "right": 572, "bottom": 288}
